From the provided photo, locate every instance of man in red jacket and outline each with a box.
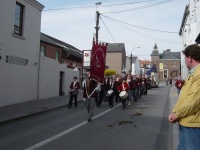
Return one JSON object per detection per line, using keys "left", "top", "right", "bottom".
{"left": 175, "top": 76, "right": 185, "bottom": 96}
{"left": 118, "top": 78, "right": 129, "bottom": 109}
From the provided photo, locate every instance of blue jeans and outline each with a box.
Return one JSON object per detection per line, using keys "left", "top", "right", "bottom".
{"left": 177, "top": 125, "right": 200, "bottom": 150}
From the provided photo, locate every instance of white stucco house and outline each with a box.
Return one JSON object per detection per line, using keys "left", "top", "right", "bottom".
{"left": 126, "top": 55, "right": 140, "bottom": 75}
{"left": 179, "top": 0, "right": 200, "bottom": 79}
{"left": 0, "top": 0, "right": 80, "bottom": 107}
{"left": 0, "top": 0, "right": 44, "bottom": 107}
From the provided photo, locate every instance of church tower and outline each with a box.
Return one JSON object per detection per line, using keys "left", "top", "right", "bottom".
{"left": 150, "top": 43, "right": 160, "bottom": 73}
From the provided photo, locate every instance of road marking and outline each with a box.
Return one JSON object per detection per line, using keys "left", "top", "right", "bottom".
{"left": 25, "top": 103, "right": 121, "bottom": 150}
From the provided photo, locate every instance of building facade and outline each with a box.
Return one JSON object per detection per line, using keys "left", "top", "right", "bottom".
{"left": 0, "top": 0, "right": 44, "bottom": 107}
{"left": 106, "top": 43, "right": 126, "bottom": 74}
{"left": 126, "top": 56, "right": 140, "bottom": 75}
{"left": 179, "top": 1, "right": 200, "bottom": 79}
{"left": 0, "top": 0, "right": 80, "bottom": 107}
{"left": 151, "top": 44, "right": 181, "bottom": 81}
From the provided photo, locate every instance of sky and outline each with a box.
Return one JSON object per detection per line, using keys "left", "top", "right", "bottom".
{"left": 37, "top": 0, "right": 188, "bottom": 60}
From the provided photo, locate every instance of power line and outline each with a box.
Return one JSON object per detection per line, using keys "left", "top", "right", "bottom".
{"left": 100, "top": 16, "right": 125, "bottom": 52}
{"left": 97, "top": 0, "right": 156, "bottom": 7}
{"left": 43, "top": 0, "right": 157, "bottom": 11}
{"left": 100, "top": 16, "right": 117, "bottom": 43}
{"left": 102, "top": 0, "right": 176, "bottom": 14}
{"left": 101, "top": 14, "right": 178, "bottom": 33}
{"left": 101, "top": 15, "right": 180, "bottom": 44}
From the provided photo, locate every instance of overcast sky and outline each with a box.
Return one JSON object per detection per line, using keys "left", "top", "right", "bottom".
{"left": 37, "top": 0, "right": 188, "bottom": 60}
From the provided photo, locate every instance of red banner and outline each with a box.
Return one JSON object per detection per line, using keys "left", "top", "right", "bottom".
{"left": 90, "top": 42, "right": 107, "bottom": 83}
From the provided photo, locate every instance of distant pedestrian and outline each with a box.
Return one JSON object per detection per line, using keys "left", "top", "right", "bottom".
{"left": 169, "top": 77, "right": 172, "bottom": 86}
{"left": 82, "top": 69, "right": 100, "bottom": 122}
{"left": 168, "top": 44, "right": 200, "bottom": 150}
{"left": 175, "top": 76, "right": 185, "bottom": 96}
{"left": 165, "top": 77, "right": 169, "bottom": 86}
{"left": 67, "top": 76, "right": 80, "bottom": 108}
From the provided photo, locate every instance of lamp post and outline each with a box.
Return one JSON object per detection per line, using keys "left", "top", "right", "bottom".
{"left": 130, "top": 47, "right": 140, "bottom": 75}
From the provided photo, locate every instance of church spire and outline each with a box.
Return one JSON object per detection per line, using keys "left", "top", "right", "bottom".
{"left": 154, "top": 43, "right": 158, "bottom": 50}
{"left": 151, "top": 43, "right": 159, "bottom": 56}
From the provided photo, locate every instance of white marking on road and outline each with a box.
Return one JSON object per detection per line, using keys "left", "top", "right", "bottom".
{"left": 25, "top": 103, "right": 121, "bottom": 150}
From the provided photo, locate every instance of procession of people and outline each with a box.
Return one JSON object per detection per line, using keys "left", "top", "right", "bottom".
{"left": 67, "top": 71, "right": 153, "bottom": 122}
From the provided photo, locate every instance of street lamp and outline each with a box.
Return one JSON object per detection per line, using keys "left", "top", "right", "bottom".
{"left": 95, "top": 2, "right": 102, "bottom": 10}
{"left": 130, "top": 47, "right": 140, "bottom": 75}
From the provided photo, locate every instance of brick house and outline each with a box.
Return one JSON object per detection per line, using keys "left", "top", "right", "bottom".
{"left": 40, "top": 33, "right": 82, "bottom": 82}
{"left": 151, "top": 44, "right": 181, "bottom": 80}
{"left": 106, "top": 43, "right": 126, "bottom": 74}
{"left": 40, "top": 33, "right": 82, "bottom": 68}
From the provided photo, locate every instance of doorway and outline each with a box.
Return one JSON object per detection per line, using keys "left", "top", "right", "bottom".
{"left": 59, "top": 71, "right": 64, "bottom": 96}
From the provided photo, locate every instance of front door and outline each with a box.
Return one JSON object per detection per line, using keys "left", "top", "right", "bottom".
{"left": 59, "top": 72, "right": 64, "bottom": 96}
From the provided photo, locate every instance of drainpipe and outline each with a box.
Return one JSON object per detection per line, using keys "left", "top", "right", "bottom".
{"left": 37, "top": 50, "right": 41, "bottom": 100}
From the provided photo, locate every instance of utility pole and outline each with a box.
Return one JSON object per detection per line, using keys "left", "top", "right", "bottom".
{"left": 131, "top": 53, "right": 132, "bottom": 74}
{"left": 95, "top": 11, "right": 100, "bottom": 43}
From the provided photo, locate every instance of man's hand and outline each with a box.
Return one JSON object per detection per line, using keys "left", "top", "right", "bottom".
{"left": 168, "top": 112, "right": 178, "bottom": 124}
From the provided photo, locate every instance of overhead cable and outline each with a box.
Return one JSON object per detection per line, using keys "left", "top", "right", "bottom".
{"left": 100, "top": 16, "right": 180, "bottom": 44}
{"left": 101, "top": 0, "right": 176, "bottom": 14}
{"left": 100, "top": 16, "right": 124, "bottom": 52}
{"left": 43, "top": 0, "right": 156, "bottom": 11}
{"left": 101, "top": 14, "right": 178, "bottom": 33}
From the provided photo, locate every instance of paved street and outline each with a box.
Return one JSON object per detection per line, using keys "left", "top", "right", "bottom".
{"left": 0, "top": 83, "right": 179, "bottom": 150}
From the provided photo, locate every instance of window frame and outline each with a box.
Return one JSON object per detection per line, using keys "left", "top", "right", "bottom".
{"left": 14, "top": 2, "right": 24, "bottom": 36}
{"left": 40, "top": 45, "right": 46, "bottom": 56}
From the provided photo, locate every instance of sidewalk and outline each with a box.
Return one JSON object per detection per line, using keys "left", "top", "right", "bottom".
{"left": 0, "top": 91, "right": 83, "bottom": 125}
{"left": 168, "top": 83, "right": 179, "bottom": 150}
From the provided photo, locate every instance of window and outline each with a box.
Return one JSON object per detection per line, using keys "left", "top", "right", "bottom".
{"left": 14, "top": 2, "right": 24, "bottom": 36}
{"left": 56, "top": 50, "right": 60, "bottom": 61}
{"left": 40, "top": 46, "right": 46, "bottom": 56}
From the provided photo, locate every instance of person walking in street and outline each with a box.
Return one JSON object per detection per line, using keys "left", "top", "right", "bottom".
{"left": 165, "top": 77, "right": 169, "bottom": 86}
{"left": 95, "top": 83, "right": 104, "bottom": 108}
{"left": 113, "top": 76, "right": 121, "bottom": 103}
{"left": 107, "top": 77, "right": 115, "bottom": 108}
{"left": 103, "top": 75, "right": 109, "bottom": 102}
{"left": 118, "top": 78, "right": 129, "bottom": 109}
{"left": 132, "top": 75, "right": 139, "bottom": 102}
{"left": 169, "top": 77, "right": 172, "bottom": 86}
{"left": 126, "top": 74, "right": 132, "bottom": 106}
{"left": 83, "top": 69, "right": 99, "bottom": 122}
{"left": 168, "top": 44, "right": 200, "bottom": 150}
{"left": 67, "top": 76, "right": 80, "bottom": 108}
{"left": 175, "top": 76, "right": 185, "bottom": 96}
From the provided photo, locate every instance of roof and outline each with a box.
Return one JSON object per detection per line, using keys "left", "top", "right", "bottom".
{"left": 40, "top": 33, "right": 82, "bottom": 58}
{"left": 179, "top": 5, "right": 189, "bottom": 35}
{"left": 154, "top": 43, "right": 158, "bottom": 50}
{"left": 160, "top": 51, "right": 181, "bottom": 60}
{"left": 151, "top": 43, "right": 159, "bottom": 56}
{"left": 139, "top": 60, "right": 151, "bottom": 65}
{"left": 107, "top": 43, "right": 125, "bottom": 52}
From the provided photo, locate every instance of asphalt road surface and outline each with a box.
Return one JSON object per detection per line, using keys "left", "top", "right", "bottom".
{"left": 0, "top": 84, "right": 173, "bottom": 150}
